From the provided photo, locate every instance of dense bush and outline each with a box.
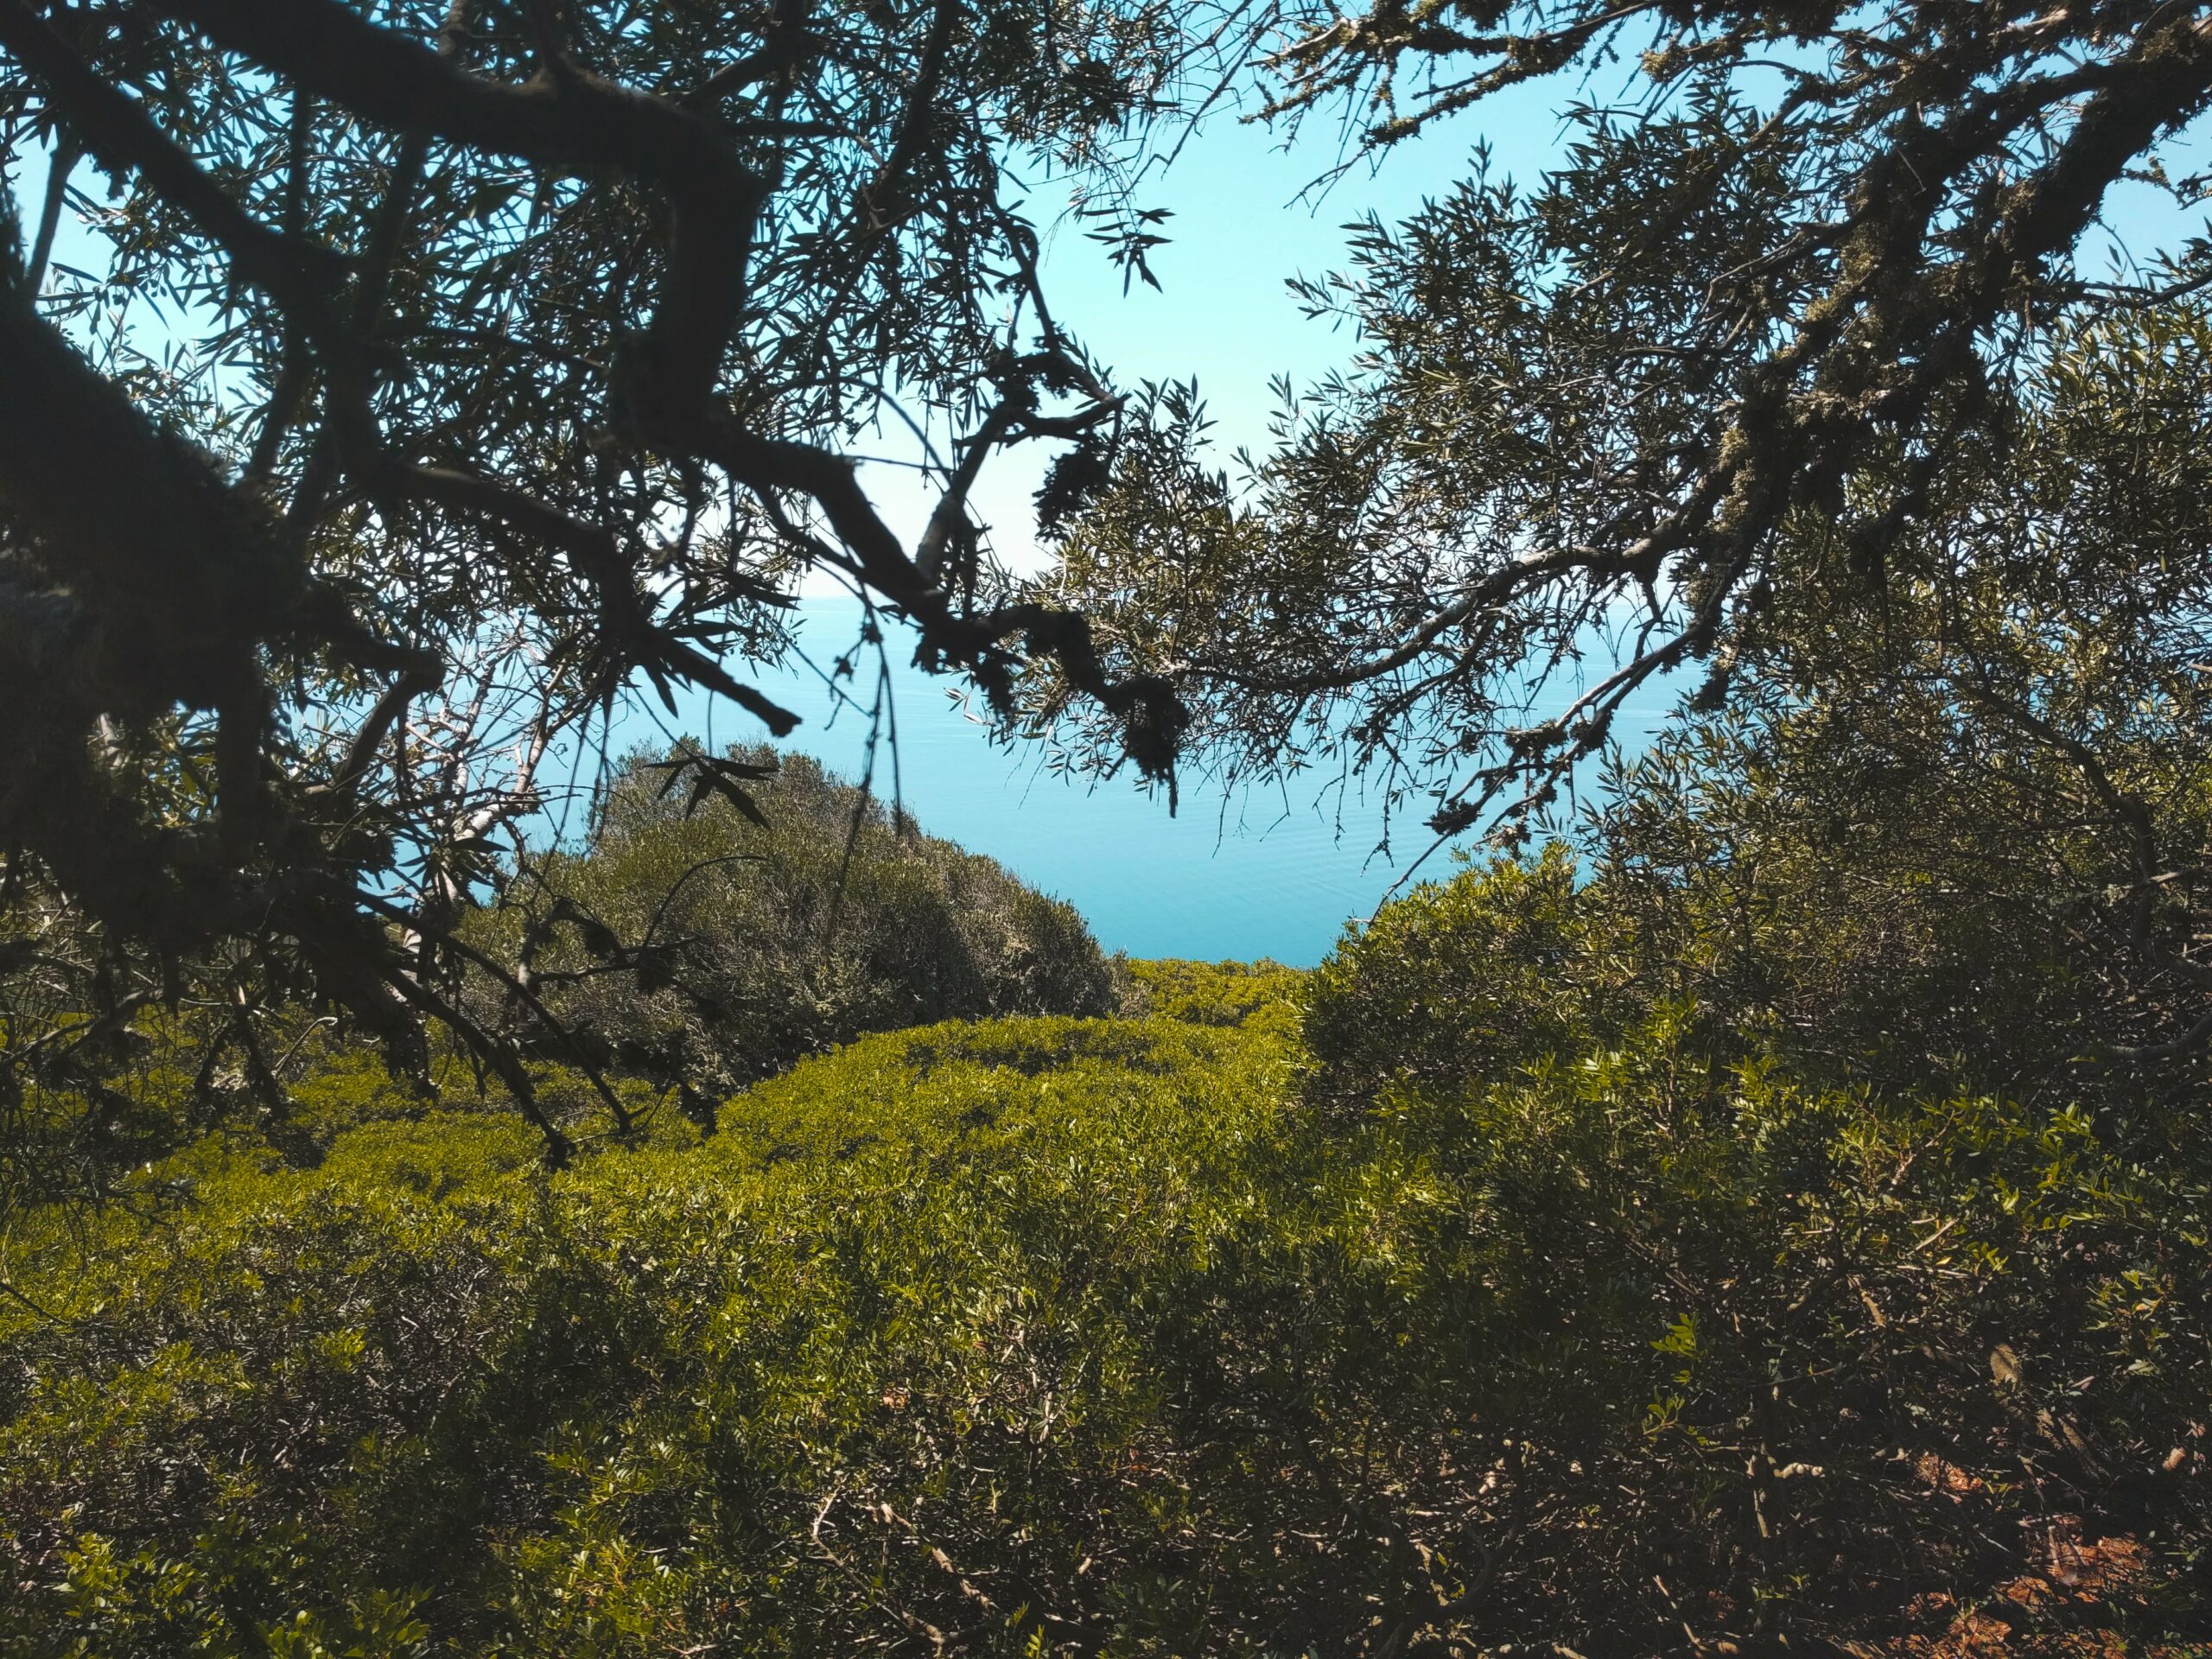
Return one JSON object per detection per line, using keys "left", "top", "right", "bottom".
{"left": 1118, "top": 955, "right": 1304, "bottom": 1035}
{"left": 1586, "top": 704, "right": 2212, "bottom": 1114}
{"left": 0, "top": 1014, "right": 1281, "bottom": 1657}
{"left": 473, "top": 747, "right": 1122, "bottom": 1100}
{"left": 0, "top": 747, "right": 1120, "bottom": 1209}
{"left": 3, "top": 916, "right": 2207, "bottom": 1654}
{"left": 1294, "top": 864, "right": 2212, "bottom": 1649}
{"left": 1300, "top": 842, "right": 1642, "bottom": 1107}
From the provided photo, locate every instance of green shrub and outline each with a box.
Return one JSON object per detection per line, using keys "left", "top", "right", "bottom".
{"left": 467, "top": 747, "right": 1121, "bottom": 1100}
{"left": 0, "top": 1018, "right": 1279, "bottom": 1656}
{"left": 1119, "top": 956, "right": 1305, "bottom": 1036}
{"left": 1300, "top": 842, "right": 1642, "bottom": 1104}
{"left": 3, "top": 984, "right": 2206, "bottom": 1655}
{"left": 1590, "top": 702, "right": 2212, "bottom": 1114}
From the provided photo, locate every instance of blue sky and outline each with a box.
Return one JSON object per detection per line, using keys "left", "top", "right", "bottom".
{"left": 843, "top": 79, "right": 1578, "bottom": 582}
{"left": 737, "top": 86, "right": 2212, "bottom": 963}
{"left": 8, "top": 73, "right": 1599, "bottom": 963}
{"left": 612, "top": 89, "right": 1619, "bottom": 964}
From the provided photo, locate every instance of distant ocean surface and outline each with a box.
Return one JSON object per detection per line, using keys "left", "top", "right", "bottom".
{"left": 602, "top": 598, "right": 1672, "bottom": 968}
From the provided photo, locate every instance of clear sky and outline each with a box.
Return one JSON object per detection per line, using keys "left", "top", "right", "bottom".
{"left": 10, "top": 75, "right": 1603, "bottom": 964}
{"left": 604, "top": 592, "right": 1674, "bottom": 966}
{"left": 842, "top": 79, "right": 1579, "bottom": 583}
{"left": 723, "top": 86, "right": 2212, "bottom": 965}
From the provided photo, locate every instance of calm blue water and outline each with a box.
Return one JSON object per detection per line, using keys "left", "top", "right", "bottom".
{"left": 598, "top": 598, "right": 1671, "bottom": 967}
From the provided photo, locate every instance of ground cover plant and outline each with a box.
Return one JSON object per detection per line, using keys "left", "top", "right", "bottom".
{"left": 3, "top": 880, "right": 2207, "bottom": 1655}
{"left": 0, "top": 746, "right": 1122, "bottom": 1204}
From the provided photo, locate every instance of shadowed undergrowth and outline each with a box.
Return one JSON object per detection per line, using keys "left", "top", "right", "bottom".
{"left": 0, "top": 946, "right": 2206, "bottom": 1656}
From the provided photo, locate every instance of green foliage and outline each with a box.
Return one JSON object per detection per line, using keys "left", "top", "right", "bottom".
{"left": 0, "top": 747, "right": 1119, "bottom": 1204}
{"left": 1117, "top": 956, "right": 1304, "bottom": 1037}
{"left": 0, "top": 1017, "right": 1284, "bottom": 1656}
{"left": 0, "top": 0, "right": 1205, "bottom": 1128}
{"left": 3, "top": 917, "right": 2207, "bottom": 1653}
{"left": 7, "top": 783, "right": 2211, "bottom": 1653}
{"left": 1300, "top": 842, "right": 1639, "bottom": 1104}
{"left": 473, "top": 747, "right": 1121, "bottom": 1102}
{"left": 1034, "top": 10, "right": 2212, "bottom": 870}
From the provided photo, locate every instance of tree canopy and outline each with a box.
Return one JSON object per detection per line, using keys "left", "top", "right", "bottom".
{"left": 1038, "top": 0, "right": 2212, "bottom": 826}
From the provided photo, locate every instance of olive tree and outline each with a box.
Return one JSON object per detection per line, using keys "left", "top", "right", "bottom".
{"left": 1035, "top": 0, "right": 2212, "bottom": 829}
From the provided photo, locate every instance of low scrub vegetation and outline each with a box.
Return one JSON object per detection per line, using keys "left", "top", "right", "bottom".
{"left": 3, "top": 873, "right": 2206, "bottom": 1653}
{"left": 0, "top": 747, "right": 1122, "bottom": 1206}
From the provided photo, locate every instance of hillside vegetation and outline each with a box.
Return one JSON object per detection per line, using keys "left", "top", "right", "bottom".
{"left": 469, "top": 747, "right": 1123, "bottom": 1103}
{"left": 0, "top": 748, "right": 1122, "bottom": 1204}
{"left": 3, "top": 922, "right": 2205, "bottom": 1655}
{"left": 12, "top": 7, "right": 2212, "bottom": 1655}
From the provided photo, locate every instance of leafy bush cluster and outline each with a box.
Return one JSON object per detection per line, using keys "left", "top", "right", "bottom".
{"left": 471, "top": 747, "right": 1122, "bottom": 1104}
{"left": 1302, "top": 857, "right": 2212, "bottom": 1650}
{"left": 1301, "top": 842, "right": 1637, "bottom": 1107}
{"left": 1117, "top": 956, "right": 1304, "bottom": 1036}
{"left": 3, "top": 908, "right": 2206, "bottom": 1655}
